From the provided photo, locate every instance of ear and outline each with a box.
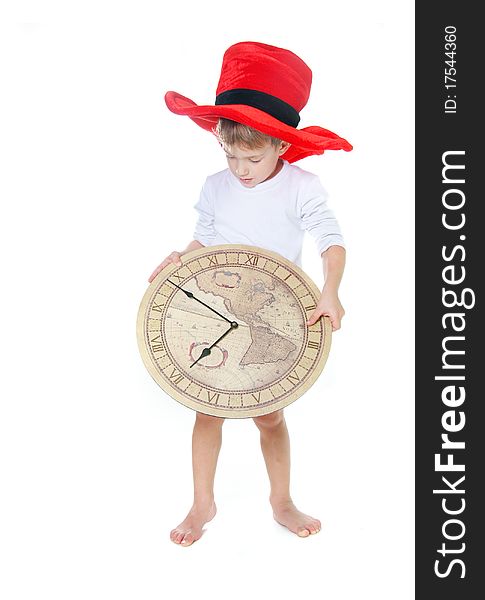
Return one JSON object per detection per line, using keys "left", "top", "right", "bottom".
{"left": 279, "top": 141, "right": 291, "bottom": 155}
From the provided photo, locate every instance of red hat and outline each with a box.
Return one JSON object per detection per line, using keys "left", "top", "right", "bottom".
{"left": 164, "top": 41, "right": 352, "bottom": 163}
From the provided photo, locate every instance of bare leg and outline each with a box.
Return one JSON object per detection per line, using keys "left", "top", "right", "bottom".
{"left": 170, "top": 412, "right": 224, "bottom": 546}
{"left": 253, "top": 409, "right": 321, "bottom": 537}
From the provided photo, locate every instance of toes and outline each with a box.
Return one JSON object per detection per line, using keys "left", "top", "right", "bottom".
{"left": 297, "top": 518, "right": 321, "bottom": 536}
{"left": 181, "top": 532, "right": 195, "bottom": 546}
{"left": 170, "top": 529, "right": 186, "bottom": 544}
{"left": 168, "top": 529, "right": 195, "bottom": 546}
{"left": 307, "top": 520, "right": 321, "bottom": 534}
{"left": 297, "top": 527, "right": 311, "bottom": 537}
{"left": 170, "top": 529, "right": 180, "bottom": 543}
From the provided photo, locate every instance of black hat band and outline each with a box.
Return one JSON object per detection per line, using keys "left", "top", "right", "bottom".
{"left": 215, "top": 88, "right": 300, "bottom": 128}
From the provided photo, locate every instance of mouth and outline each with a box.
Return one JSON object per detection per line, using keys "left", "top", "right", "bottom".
{"left": 240, "top": 178, "right": 253, "bottom": 184}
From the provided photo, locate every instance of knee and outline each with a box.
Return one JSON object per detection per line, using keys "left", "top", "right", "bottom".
{"left": 195, "top": 411, "right": 225, "bottom": 428}
{"left": 253, "top": 409, "right": 285, "bottom": 431}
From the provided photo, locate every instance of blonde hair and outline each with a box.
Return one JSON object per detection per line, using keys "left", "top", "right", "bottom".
{"left": 214, "top": 118, "right": 282, "bottom": 150}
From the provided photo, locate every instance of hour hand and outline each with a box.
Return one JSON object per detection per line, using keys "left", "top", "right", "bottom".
{"left": 190, "top": 346, "right": 212, "bottom": 367}
{"left": 167, "top": 279, "right": 232, "bottom": 324}
{"left": 190, "top": 321, "right": 238, "bottom": 368}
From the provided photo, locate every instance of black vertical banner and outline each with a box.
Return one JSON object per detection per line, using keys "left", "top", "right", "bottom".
{"left": 416, "top": 3, "right": 483, "bottom": 598}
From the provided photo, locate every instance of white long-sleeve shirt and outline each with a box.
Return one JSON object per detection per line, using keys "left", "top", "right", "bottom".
{"left": 193, "top": 160, "right": 345, "bottom": 267}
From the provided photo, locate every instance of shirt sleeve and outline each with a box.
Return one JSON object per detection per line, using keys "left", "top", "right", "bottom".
{"left": 193, "top": 179, "right": 217, "bottom": 246}
{"left": 297, "top": 174, "right": 345, "bottom": 255}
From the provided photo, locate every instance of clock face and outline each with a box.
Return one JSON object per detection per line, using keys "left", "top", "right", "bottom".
{"left": 137, "top": 244, "right": 331, "bottom": 418}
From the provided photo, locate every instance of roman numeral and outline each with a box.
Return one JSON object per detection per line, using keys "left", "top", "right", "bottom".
{"left": 251, "top": 392, "right": 261, "bottom": 404}
{"left": 304, "top": 304, "right": 316, "bottom": 312}
{"left": 170, "top": 272, "right": 184, "bottom": 284}
{"left": 243, "top": 254, "right": 259, "bottom": 266}
{"left": 151, "top": 302, "right": 164, "bottom": 312}
{"left": 208, "top": 255, "right": 219, "bottom": 266}
{"left": 207, "top": 391, "right": 220, "bottom": 404}
{"left": 167, "top": 367, "right": 184, "bottom": 384}
{"left": 307, "top": 340, "right": 319, "bottom": 350}
{"left": 149, "top": 334, "right": 166, "bottom": 353}
{"left": 287, "top": 371, "right": 301, "bottom": 385}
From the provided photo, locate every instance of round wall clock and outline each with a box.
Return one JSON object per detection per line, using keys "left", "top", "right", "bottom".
{"left": 137, "top": 244, "right": 331, "bottom": 418}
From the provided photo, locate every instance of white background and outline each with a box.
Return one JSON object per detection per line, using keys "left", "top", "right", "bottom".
{"left": 1, "top": 1, "right": 414, "bottom": 599}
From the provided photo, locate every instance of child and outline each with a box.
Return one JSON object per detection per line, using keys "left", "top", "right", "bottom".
{"left": 149, "top": 41, "right": 352, "bottom": 546}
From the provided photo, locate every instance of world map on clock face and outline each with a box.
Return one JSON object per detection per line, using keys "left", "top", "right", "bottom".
{"left": 164, "top": 266, "right": 306, "bottom": 392}
{"left": 137, "top": 245, "right": 331, "bottom": 418}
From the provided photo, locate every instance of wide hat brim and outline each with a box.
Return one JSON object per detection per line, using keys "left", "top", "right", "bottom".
{"left": 165, "top": 91, "right": 353, "bottom": 163}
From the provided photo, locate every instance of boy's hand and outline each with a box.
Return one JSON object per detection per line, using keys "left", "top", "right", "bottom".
{"left": 306, "top": 289, "right": 345, "bottom": 331}
{"left": 148, "top": 251, "right": 183, "bottom": 283}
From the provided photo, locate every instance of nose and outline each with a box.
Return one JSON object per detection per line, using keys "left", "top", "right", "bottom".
{"left": 235, "top": 161, "right": 249, "bottom": 176}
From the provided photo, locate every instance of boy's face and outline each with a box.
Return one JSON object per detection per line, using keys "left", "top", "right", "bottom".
{"left": 223, "top": 141, "right": 289, "bottom": 188}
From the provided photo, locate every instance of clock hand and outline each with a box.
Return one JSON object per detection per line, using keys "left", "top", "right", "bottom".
{"left": 190, "top": 321, "right": 238, "bottom": 368}
{"left": 167, "top": 279, "right": 233, "bottom": 324}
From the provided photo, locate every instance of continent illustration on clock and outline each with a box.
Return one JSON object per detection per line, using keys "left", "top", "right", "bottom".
{"left": 198, "top": 269, "right": 298, "bottom": 366}
{"left": 137, "top": 244, "right": 331, "bottom": 418}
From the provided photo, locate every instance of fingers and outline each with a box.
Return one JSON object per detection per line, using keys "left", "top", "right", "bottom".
{"left": 168, "top": 251, "right": 183, "bottom": 267}
{"left": 306, "top": 311, "right": 320, "bottom": 326}
{"left": 148, "top": 252, "right": 183, "bottom": 283}
{"left": 330, "top": 316, "right": 341, "bottom": 331}
{"left": 306, "top": 311, "right": 343, "bottom": 331}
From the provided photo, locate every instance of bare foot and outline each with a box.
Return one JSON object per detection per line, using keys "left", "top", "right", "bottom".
{"left": 170, "top": 501, "right": 217, "bottom": 547}
{"left": 271, "top": 500, "right": 321, "bottom": 537}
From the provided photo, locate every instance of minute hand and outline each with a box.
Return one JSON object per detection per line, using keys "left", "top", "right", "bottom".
{"left": 190, "top": 321, "right": 238, "bottom": 368}
{"left": 167, "top": 279, "right": 232, "bottom": 324}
